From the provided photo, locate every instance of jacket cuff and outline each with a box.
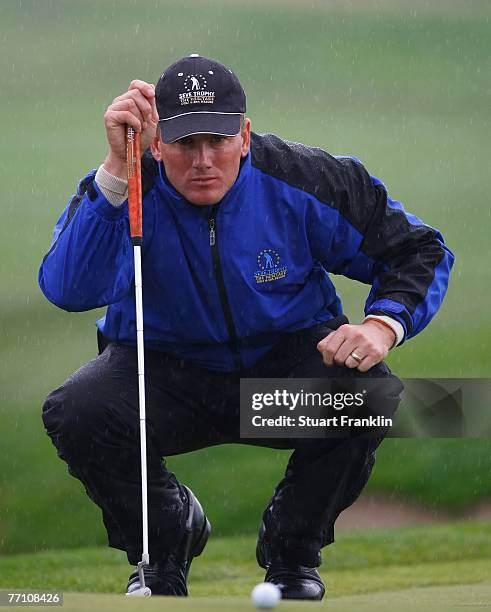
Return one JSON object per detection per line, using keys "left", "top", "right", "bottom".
{"left": 86, "top": 179, "right": 128, "bottom": 220}
{"left": 363, "top": 315, "right": 405, "bottom": 347}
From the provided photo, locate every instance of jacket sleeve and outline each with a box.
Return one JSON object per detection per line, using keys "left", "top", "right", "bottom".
{"left": 307, "top": 157, "right": 455, "bottom": 342}
{"left": 38, "top": 170, "right": 134, "bottom": 311}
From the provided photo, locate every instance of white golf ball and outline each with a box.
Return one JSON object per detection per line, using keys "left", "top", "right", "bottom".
{"left": 251, "top": 582, "right": 281, "bottom": 609}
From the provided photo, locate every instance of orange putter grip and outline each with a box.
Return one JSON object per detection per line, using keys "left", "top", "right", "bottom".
{"left": 126, "top": 127, "right": 143, "bottom": 243}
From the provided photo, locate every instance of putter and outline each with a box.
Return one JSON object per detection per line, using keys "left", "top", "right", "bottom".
{"left": 125, "top": 126, "right": 151, "bottom": 598}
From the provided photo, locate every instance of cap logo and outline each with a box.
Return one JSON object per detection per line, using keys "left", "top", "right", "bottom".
{"left": 179, "top": 73, "right": 215, "bottom": 106}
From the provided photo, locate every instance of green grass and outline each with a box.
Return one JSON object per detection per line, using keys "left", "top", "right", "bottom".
{"left": 1, "top": 0, "right": 490, "bottom": 556}
{"left": 28, "top": 584, "right": 491, "bottom": 612}
{"left": 2, "top": 523, "right": 491, "bottom": 595}
{"left": 2, "top": 431, "right": 491, "bottom": 555}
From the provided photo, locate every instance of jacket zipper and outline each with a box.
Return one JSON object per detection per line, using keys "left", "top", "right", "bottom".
{"left": 209, "top": 217, "right": 216, "bottom": 247}
{"left": 208, "top": 209, "right": 244, "bottom": 370}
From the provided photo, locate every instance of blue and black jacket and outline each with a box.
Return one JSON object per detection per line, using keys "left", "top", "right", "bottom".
{"left": 39, "top": 132, "right": 454, "bottom": 371}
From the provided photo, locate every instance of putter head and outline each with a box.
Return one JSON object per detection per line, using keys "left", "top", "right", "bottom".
{"left": 126, "top": 586, "right": 152, "bottom": 597}
{"left": 125, "top": 558, "right": 151, "bottom": 597}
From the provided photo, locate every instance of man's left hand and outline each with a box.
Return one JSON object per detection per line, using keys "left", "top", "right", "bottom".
{"left": 317, "top": 321, "right": 396, "bottom": 372}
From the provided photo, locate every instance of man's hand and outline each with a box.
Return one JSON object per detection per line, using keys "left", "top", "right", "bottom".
{"left": 317, "top": 320, "right": 396, "bottom": 372}
{"left": 103, "top": 80, "right": 160, "bottom": 179}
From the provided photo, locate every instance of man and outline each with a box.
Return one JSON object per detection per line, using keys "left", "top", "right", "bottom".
{"left": 39, "top": 54, "right": 454, "bottom": 600}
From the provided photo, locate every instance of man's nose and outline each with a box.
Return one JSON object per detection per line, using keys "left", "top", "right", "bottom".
{"left": 193, "top": 143, "right": 212, "bottom": 168}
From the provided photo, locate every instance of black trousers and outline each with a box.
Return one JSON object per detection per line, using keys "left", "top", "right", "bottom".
{"left": 42, "top": 317, "right": 402, "bottom": 567}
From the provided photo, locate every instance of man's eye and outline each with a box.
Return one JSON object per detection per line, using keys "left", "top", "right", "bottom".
{"left": 178, "top": 137, "right": 192, "bottom": 146}
{"left": 211, "top": 135, "right": 225, "bottom": 143}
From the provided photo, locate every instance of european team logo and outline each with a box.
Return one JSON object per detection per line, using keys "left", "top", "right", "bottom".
{"left": 178, "top": 72, "right": 215, "bottom": 106}
{"left": 254, "top": 249, "right": 288, "bottom": 284}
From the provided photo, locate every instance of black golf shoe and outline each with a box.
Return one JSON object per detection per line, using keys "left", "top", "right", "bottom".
{"left": 256, "top": 521, "right": 325, "bottom": 601}
{"left": 264, "top": 562, "right": 325, "bottom": 600}
{"left": 126, "top": 485, "right": 211, "bottom": 596}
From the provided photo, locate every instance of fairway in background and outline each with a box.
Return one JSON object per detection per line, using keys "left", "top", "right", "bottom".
{"left": 0, "top": 0, "right": 490, "bottom": 556}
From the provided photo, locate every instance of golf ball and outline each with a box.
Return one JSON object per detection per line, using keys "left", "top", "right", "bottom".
{"left": 251, "top": 583, "right": 281, "bottom": 609}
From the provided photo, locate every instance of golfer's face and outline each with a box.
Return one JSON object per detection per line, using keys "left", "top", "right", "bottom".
{"left": 156, "top": 121, "right": 250, "bottom": 206}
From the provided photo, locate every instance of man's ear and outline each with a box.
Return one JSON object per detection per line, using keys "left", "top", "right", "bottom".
{"left": 241, "top": 118, "right": 251, "bottom": 157}
{"left": 151, "top": 135, "right": 162, "bottom": 162}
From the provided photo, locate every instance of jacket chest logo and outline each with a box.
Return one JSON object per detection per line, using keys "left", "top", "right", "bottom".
{"left": 254, "top": 249, "right": 288, "bottom": 284}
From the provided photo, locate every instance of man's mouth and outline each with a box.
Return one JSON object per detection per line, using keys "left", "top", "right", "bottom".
{"left": 191, "top": 177, "right": 218, "bottom": 185}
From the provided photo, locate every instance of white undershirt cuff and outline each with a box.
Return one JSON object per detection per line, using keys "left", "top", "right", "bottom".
{"left": 95, "top": 164, "right": 128, "bottom": 207}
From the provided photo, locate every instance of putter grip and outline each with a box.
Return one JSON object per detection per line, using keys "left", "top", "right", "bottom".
{"left": 126, "top": 127, "right": 142, "bottom": 244}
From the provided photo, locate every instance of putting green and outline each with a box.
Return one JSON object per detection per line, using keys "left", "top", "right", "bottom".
{"left": 43, "top": 582, "right": 491, "bottom": 611}
{"left": 2, "top": 528, "right": 491, "bottom": 601}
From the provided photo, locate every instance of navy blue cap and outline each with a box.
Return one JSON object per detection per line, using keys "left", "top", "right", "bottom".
{"left": 155, "top": 54, "right": 246, "bottom": 144}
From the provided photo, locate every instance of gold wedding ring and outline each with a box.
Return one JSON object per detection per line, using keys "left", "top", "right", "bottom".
{"left": 350, "top": 351, "right": 363, "bottom": 363}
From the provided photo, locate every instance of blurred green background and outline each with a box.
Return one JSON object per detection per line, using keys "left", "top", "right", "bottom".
{"left": 1, "top": 0, "right": 490, "bottom": 555}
